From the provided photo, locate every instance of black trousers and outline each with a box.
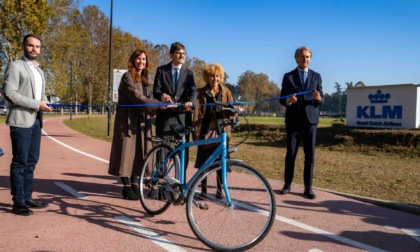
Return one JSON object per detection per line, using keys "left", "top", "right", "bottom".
{"left": 10, "top": 118, "right": 41, "bottom": 206}
{"left": 284, "top": 121, "right": 317, "bottom": 188}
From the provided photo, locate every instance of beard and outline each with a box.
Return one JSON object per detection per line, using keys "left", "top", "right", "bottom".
{"left": 24, "top": 49, "right": 39, "bottom": 61}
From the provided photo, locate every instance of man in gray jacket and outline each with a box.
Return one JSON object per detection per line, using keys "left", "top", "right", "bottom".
{"left": 3, "top": 34, "right": 52, "bottom": 216}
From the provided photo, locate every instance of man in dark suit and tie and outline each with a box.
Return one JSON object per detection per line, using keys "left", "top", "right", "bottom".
{"left": 278, "top": 46, "right": 324, "bottom": 199}
{"left": 3, "top": 34, "right": 53, "bottom": 215}
{"left": 153, "top": 42, "right": 197, "bottom": 177}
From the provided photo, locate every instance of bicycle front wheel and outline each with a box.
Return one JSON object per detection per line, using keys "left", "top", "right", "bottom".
{"left": 139, "top": 144, "right": 180, "bottom": 215}
{"left": 186, "top": 161, "right": 276, "bottom": 251}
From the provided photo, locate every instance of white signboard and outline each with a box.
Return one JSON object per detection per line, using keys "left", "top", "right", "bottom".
{"left": 346, "top": 84, "right": 420, "bottom": 129}
{"left": 113, "top": 69, "right": 128, "bottom": 102}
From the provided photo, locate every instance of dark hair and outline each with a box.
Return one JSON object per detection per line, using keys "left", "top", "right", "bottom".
{"left": 127, "top": 49, "right": 150, "bottom": 86}
{"left": 23, "top": 34, "right": 42, "bottom": 45}
{"left": 169, "top": 42, "right": 186, "bottom": 54}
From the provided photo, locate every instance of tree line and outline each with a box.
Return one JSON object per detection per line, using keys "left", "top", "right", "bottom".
{"left": 1, "top": 0, "right": 363, "bottom": 116}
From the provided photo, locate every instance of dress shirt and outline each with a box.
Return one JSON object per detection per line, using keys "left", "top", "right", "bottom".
{"left": 24, "top": 57, "right": 43, "bottom": 101}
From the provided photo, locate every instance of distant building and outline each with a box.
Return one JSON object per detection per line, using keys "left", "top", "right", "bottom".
{"left": 346, "top": 84, "right": 420, "bottom": 129}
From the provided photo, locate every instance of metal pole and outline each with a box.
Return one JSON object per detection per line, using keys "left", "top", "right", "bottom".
{"left": 70, "top": 62, "right": 73, "bottom": 121}
{"left": 107, "top": 0, "right": 113, "bottom": 136}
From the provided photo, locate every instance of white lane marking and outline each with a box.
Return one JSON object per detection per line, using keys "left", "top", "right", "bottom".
{"left": 235, "top": 198, "right": 386, "bottom": 252}
{"left": 401, "top": 228, "right": 420, "bottom": 242}
{"left": 45, "top": 128, "right": 185, "bottom": 251}
{"left": 43, "top": 125, "right": 388, "bottom": 251}
{"left": 308, "top": 249, "right": 324, "bottom": 252}
{"left": 54, "top": 182, "right": 88, "bottom": 199}
{"left": 384, "top": 225, "right": 397, "bottom": 230}
{"left": 42, "top": 129, "right": 109, "bottom": 164}
{"left": 115, "top": 215, "right": 186, "bottom": 252}
{"left": 275, "top": 215, "right": 387, "bottom": 252}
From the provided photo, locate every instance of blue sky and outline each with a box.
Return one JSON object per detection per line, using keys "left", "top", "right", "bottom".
{"left": 80, "top": 0, "right": 420, "bottom": 94}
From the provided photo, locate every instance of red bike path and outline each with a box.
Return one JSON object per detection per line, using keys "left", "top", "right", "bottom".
{"left": 0, "top": 117, "right": 419, "bottom": 252}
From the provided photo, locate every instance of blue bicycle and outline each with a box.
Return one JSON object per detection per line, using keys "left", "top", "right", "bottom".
{"left": 139, "top": 101, "right": 276, "bottom": 251}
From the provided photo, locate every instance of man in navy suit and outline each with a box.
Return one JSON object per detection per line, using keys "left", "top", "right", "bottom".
{"left": 278, "top": 46, "right": 324, "bottom": 199}
{"left": 153, "top": 42, "right": 197, "bottom": 177}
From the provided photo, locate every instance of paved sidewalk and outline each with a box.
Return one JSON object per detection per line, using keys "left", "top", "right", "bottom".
{"left": 0, "top": 117, "right": 419, "bottom": 252}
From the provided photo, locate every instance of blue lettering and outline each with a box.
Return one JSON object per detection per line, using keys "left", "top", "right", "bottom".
{"left": 357, "top": 106, "right": 369, "bottom": 118}
{"left": 357, "top": 105, "right": 403, "bottom": 119}
{"left": 369, "top": 121, "right": 382, "bottom": 126}
{"left": 390, "top": 121, "right": 402, "bottom": 127}
{"left": 382, "top": 106, "right": 402, "bottom": 119}
{"left": 370, "top": 106, "right": 381, "bottom": 119}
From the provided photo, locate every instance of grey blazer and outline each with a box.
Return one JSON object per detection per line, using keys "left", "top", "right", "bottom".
{"left": 3, "top": 56, "right": 49, "bottom": 128}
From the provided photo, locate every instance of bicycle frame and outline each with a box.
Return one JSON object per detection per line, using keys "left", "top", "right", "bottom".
{"left": 151, "top": 131, "right": 233, "bottom": 205}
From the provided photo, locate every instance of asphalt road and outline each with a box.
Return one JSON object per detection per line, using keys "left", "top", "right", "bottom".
{"left": 0, "top": 117, "right": 419, "bottom": 252}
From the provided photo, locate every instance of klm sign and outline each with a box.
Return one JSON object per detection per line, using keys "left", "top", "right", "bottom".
{"left": 356, "top": 90, "right": 403, "bottom": 127}
{"left": 357, "top": 106, "right": 402, "bottom": 119}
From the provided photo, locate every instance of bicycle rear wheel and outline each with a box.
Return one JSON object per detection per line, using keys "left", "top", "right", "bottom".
{"left": 186, "top": 161, "right": 276, "bottom": 252}
{"left": 139, "top": 144, "right": 180, "bottom": 215}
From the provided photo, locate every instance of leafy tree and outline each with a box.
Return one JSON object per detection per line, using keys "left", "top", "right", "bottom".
{"left": 355, "top": 81, "right": 366, "bottom": 87}
{"left": 237, "top": 71, "right": 281, "bottom": 114}
{"left": 0, "top": 0, "right": 52, "bottom": 68}
{"left": 154, "top": 44, "right": 170, "bottom": 67}
{"left": 184, "top": 57, "right": 206, "bottom": 88}
{"left": 43, "top": 5, "right": 84, "bottom": 110}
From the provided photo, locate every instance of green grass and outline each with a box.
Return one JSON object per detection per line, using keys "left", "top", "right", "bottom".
{"left": 243, "top": 116, "right": 335, "bottom": 127}
{"left": 63, "top": 115, "right": 113, "bottom": 142}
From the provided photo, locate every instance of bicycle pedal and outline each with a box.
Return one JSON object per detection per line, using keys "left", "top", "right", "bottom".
{"left": 197, "top": 203, "right": 208, "bottom": 210}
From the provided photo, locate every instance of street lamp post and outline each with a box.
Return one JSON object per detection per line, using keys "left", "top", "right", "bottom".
{"left": 70, "top": 62, "right": 73, "bottom": 121}
{"left": 107, "top": 0, "right": 114, "bottom": 136}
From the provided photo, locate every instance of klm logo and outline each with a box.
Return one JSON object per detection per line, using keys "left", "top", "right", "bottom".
{"left": 357, "top": 90, "right": 402, "bottom": 119}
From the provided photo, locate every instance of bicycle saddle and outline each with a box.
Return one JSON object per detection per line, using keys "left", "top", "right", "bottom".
{"left": 170, "top": 124, "right": 195, "bottom": 139}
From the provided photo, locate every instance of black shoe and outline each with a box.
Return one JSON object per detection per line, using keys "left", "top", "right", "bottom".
{"left": 279, "top": 184, "right": 291, "bottom": 195}
{"left": 131, "top": 183, "right": 139, "bottom": 197}
{"left": 304, "top": 187, "right": 316, "bottom": 199}
{"left": 122, "top": 186, "right": 139, "bottom": 200}
{"left": 12, "top": 205, "right": 33, "bottom": 216}
{"left": 25, "top": 199, "right": 48, "bottom": 209}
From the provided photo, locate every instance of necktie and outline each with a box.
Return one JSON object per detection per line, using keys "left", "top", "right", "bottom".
{"left": 173, "top": 68, "right": 179, "bottom": 89}
{"left": 301, "top": 70, "right": 307, "bottom": 90}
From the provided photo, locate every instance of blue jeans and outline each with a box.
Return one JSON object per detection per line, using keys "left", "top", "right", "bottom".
{"left": 9, "top": 119, "right": 41, "bottom": 206}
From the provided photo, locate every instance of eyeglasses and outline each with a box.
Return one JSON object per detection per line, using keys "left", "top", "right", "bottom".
{"left": 174, "top": 52, "right": 187, "bottom": 56}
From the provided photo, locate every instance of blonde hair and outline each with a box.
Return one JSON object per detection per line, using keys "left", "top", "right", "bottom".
{"left": 202, "top": 63, "right": 225, "bottom": 84}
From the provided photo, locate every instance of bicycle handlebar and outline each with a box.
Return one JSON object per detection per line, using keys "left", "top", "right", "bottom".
{"left": 213, "top": 101, "right": 240, "bottom": 129}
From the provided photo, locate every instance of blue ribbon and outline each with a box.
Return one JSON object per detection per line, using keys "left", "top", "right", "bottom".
{"left": 47, "top": 90, "right": 314, "bottom": 108}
